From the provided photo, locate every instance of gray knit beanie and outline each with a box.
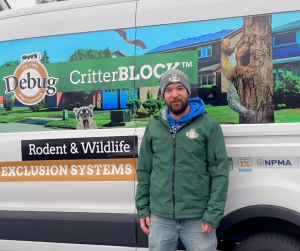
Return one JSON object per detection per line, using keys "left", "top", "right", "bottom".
{"left": 159, "top": 69, "right": 191, "bottom": 98}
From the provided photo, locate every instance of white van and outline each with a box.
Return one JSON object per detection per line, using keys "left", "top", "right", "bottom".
{"left": 1, "top": 0, "right": 300, "bottom": 250}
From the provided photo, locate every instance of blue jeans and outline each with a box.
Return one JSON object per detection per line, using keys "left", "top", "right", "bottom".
{"left": 149, "top": 213, "right": 217, "bottom": 251}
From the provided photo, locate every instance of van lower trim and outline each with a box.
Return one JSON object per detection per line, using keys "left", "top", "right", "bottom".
{"left": 0, "top": 210, "right": 136, "bottom": 247}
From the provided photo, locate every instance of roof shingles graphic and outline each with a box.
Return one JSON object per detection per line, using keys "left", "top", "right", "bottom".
{"left": 146, "top": 29, "right": 236, "bottom": 54}
{"left": 272, "top": 20, "right": 300, "bottom": 34}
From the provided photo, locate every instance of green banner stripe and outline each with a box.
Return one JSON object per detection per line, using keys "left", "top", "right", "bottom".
{"left": 0, "top": 50, "right": 198, "bottom": 95}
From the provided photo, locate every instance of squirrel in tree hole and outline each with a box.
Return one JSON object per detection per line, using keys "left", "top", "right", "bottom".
{"left": 221, "top": 38, "right": 254, "bottom": 116}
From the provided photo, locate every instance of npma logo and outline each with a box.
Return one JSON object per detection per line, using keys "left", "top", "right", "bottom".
{"left": 258, "top": 159, "right": 292, "bottom": 167}
{"left": 3, "top": 52, "right": 58, "bottom": 106}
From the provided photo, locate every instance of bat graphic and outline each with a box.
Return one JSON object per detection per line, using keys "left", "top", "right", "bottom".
{"left": 115, "top": 29, "right": 147, "bottom": 49}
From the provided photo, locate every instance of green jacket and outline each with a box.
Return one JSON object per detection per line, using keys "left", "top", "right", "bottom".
{"left": 135, "top": 110, "right": 229, "bottom": 228}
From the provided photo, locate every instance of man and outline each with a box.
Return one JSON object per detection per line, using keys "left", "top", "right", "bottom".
{"left": 135, "top": 68, "right": 229, "bottom": 251}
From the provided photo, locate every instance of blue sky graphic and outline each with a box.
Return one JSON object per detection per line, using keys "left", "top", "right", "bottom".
{"left": 0, "top": 11, "right": 299, "bottom": 65}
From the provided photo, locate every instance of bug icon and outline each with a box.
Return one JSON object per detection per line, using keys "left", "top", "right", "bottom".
{"left": 21, "top": 52, "right": 41, "bottom": 64}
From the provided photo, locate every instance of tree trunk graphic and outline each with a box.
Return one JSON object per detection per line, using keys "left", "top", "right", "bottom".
{"left": 236, "top": 15, "right": 274, "bottom": 123}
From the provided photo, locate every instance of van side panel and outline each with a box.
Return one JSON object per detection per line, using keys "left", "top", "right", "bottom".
{"left": 0, "top": 1, "right": 137, "bottom": 42}
{"left": 0, "top": 1, "right": 138, "bottom": 250}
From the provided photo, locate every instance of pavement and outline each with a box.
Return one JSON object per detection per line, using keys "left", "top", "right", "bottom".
{"left": 18, "top": 117, "right": 61, "bottom": 126}
{"left": 0, "top": 122, "right": 67, "bottom": 133}
{"left": 0, "top": 109, "right": 136, "bottom": 133}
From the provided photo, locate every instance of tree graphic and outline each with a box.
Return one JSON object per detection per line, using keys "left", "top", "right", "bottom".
{"left": 147, "top": 90, "right": 153, "bottom": 100}
{"left": 223, "top": 15, "right": 274, "bottom": 124}
{"left": 41, "top": 50, "right": 50, "bottom": 64}
{"left": 68, "top": 48, "right": 112, "bottom": 62}
{"left": 236, "top": 15, "right": 274, "bottom": 123}
{"left": 0, "top": 60, "right": 20, "bottom": 68}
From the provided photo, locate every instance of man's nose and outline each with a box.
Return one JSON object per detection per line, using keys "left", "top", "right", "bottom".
{"left": 171, "top": 90, "right": 179, "bottom": 97}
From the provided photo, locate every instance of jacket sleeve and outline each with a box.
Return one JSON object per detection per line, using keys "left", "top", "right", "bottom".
{"left": 203, "top": 120, "right": 229, "bottom": 229}
{"left": 135, "top": 124, "right": 153, "bottom": 219}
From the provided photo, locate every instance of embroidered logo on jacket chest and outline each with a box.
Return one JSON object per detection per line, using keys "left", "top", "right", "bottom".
{"left": 186, "top": 129, "right": 198, "bottom": 139}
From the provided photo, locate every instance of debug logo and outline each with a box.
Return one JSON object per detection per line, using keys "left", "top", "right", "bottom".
{"left": 3, "top": 52, "right": 59, "bottom": 106}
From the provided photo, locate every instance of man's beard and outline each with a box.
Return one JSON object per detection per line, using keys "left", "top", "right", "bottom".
{"left": 167, "top": 98, "right": 189, "bottom": 115}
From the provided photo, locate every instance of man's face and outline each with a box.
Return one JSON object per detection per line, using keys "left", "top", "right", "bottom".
{"left": 164, "top": 83, "right": 189, "bottom": 115}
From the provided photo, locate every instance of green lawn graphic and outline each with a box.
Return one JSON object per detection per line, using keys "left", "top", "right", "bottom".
{"left": 0, "top": 106, "right": 299, "bottom": 130}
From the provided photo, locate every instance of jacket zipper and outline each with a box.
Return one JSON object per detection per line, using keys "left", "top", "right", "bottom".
{"left": 214, "top": 151, "right": 218, "bottom": 169}
{"left": 172, "top": 132, "right": 176, "bottom": 219}
{"left": 155, "top": 116, "right": 203, "bottom": 219}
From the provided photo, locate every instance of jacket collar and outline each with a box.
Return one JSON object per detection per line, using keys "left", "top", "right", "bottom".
{"left": 154, "top": 107, "right": 207, "bottom": 131}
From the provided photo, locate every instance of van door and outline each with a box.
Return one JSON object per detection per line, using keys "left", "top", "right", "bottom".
{"left": 134, "top": 0, "right": 300, "bottom": 250}
{"left": 0, "top": 1, "right": 139, "bottom": 250}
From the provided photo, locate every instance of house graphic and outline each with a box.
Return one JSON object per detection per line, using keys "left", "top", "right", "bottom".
{"left": 111, "top": 50, "right": 128, "bottom": 58}
{"left": 272, "top": 20, "right": 300, "bottom": 79}
{"left": 142, "top": 22, "right": 300, "bottom": 105}
{"left": 145, "top": 29, "right": 242, "bottom": 104}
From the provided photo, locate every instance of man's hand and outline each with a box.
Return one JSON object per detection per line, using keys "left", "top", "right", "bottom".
{"left": 140, "top": 216, "right": 151, "bottom": 235}
{"left": 201, "top": 223, "right": 215, "bottom": 233}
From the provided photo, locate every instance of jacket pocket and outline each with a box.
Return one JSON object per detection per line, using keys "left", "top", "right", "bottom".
{"left": 213, "top": 150, "right": 218, "bottom": 169}
{"left": 194, "top": 172, "right": 205, "bottom": 202}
